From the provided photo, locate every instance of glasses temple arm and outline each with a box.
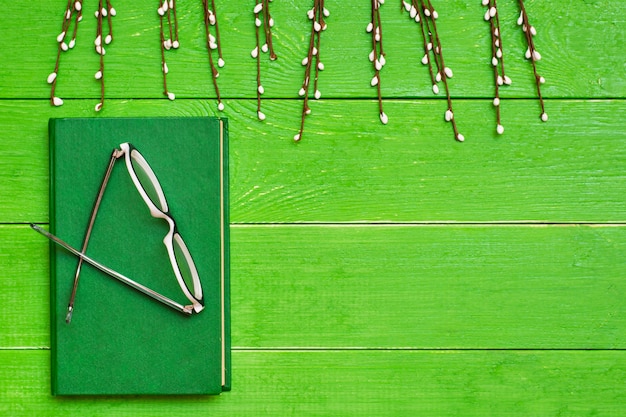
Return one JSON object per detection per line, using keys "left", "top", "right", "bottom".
{"left": 31, "top": 224, "right": 194, "bottom": 316}
{"left": 66, "top": 149, "right": 124, "bottom": 324}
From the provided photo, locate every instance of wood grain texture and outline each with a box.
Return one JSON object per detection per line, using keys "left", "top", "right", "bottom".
{"left": 0, "top": 1, "right": 622, "bottom": 99}
{"left": 3, "top": 224, "right": 625, "bottom": 350}
{"left": 0, "top": 99, "right": 624, "bottom": 223}
{"left": 1, "top": 350, "right": 625, "bottom": 417}
{"left": 1, "top": 0, "right": 624, "bottom": 413}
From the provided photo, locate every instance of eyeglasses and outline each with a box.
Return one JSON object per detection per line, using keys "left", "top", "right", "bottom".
{"left": 32, "top": 142, "right": 204, "bottom": 323}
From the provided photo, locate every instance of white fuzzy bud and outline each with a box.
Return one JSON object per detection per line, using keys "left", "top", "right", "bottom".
{"left": 492, "top": 57, "right": 498, "bottom": 66}
{"left": 432, "top": 84, "right": 439, "bottom": 94}
{"left": 157, "top": 7, "right": 164, "bottom": 16}
{"left": 255, "top": 18, "right": 262, "bottom": 27}
{"left": 47, "top": 72, "right": 57, "bottom": 84}
{"left": 68, "top": 39, "right": 75, "bottom": 49}
{"left": 302, "top": 57, "right": 309, "bottom": 66}
{"left": 366, "top": 22, "right": 373, "bottom": 33}
{"left": 253, "top": 3, "right": 263, "bottom": 14}
{"left": 517, "top": 11, "right": 524, "bottom": 26}
{"left": 95, "top": 70, "right": 102, "bottom": 79}
{"left": 74, "top": 1, "right": 82, "bottom": 11}
{"left": 424, "top": 8, "right": 431, "bottom": 17}
{"left": 65, "top": 9, "right": 71, "bottom": 20}
{"left": 370, "top": 76, "right": 379, "bottom": 86}
{"left": 530, "top": 26, "right": 537, "bottom": 36}
{"left": 444, "top": 67, "right": 453, "bottom": 78}
{"left": 484, "top": 10, "right": 491, "bottom": 21}
{"left": 504, "top": 75, "right": 512, "bottom": 85}
{"left": 414, "top": 14, "right": 420, "bottom": 23}
{"left": 298, "top": 87, "right": 306, "bottom": 96}
{"left": 497, "top": 124, "right": 504, "bottom": 135}
{"left": 257, "top": 111, "right": 266, "bottom": 121}
{"left": 533, "top": 50, "right": 542, "bottom": 61}
{"left": 312, "top": 47, "right": 318, "bottom": 56}
{"left": 95, "top": 35, "right": 101, "bottom": 46}
{"left": 294, "top": 133, "right": 301, "bottom": 142}
{"left": 317, "top": 62, "right": 325, "bottom": 71}
{"left": 421, "top": 54, "right": 429, "bottom": 65}
{"left": 445, "top": 109, "right": 453, "bottom": 122}
{"left": 481, "top": 0, "right": 489, "bottom": 5}
{"left": 539, "top": 76, "right": 545, "bottom": 84}
{"left": 379, "top": 55, "right": 386, "bottom": 66}
{"left": 218, "top": 102, "right": 225, "bottom": 111}
{"left": 409, "top": 6, "right": 417, "bottom": 19}
{"left": 164, "top": 39, "right": 172, "bottom": 50}
{"left": 57, "top": 31, "right": 66, "bottom": 43}
{"left": 541, "top": 112, "right": 548, "bottom": 122}
{"left": 323, "top": 7, "right": 330, "bottom": 17}
{"left": 172, "top": 40, "right": 179, "bottom": 49}
{"left": 52, "top": 96, "right": 64, "bottom": 106}
{"left": 314, "top": 21, "right": 322, "bottom": 32}
{"left": 61, "top": 42, "right": 69, "bottom": 52}
{"left": 210, "top": 42, "right": 218, "bottom": 50}
{"left": 456, "top": 133, "right": 465, "bottom": 142}
{"left": 375, "top": 60, "right": 382, "bottom": 71}
{"left": 307, "top": 9, "right": 315, "bottom": 20}
{"left": 269, "top": 18, "right": 275, "bottom": 27}
{"left": 251, "top": 47, "right": 259, "bottom": 58}
{"left": 101, "top": 7, "right": 107, "bottom": 17}
{"left": 380, "top": 112, "right": 388, "bottom": 125}
{"left": 258, "top": 85, "right": 264, "bottom": 95}
{"left": 162, "top": 62, "right": 169, "bottom": 74}
{"left": 403, "top": 1, "right": 411, "bottom": 12}
{"left": 496, "top": 48, "right": 502, "bottom": 58}
{"left": 493, "top": 97, "right": 500, "bottom": 107}
{"left": 167, "top": 92, "right": 175, "bottom": 101}
{"left": 489, "top": 7, "right": 496, "bottom": 17}
{"left": 105, "top": 34, "right": 112, "bottom": 44}
{"left": 497, "top": 75, "right": 503, "bottom": 85}
{"left": 525, "top": 48, "right": 532, "bottom": 59}
{"left": 314, "top": 90, "right": 321, "bottom": 99}
{"left": 95, "top": 102, "right": 103, "bottom": 112}
{"left": 369, "top": 50, "right": 375, "bottom": 62}
{"left": 110, "top": 7, "right": 116, "bottom": 16}
{"left": 261, "top": 43, "right": 268, "bottom": 53}
{"left": 218, "top": 58, "right": 225, "bottom": 67}
{"left": 432, "top": 10, "right": 438, "bottom": 19}
{"left": 435, "top": 72, "right": 442, "bottom": 82}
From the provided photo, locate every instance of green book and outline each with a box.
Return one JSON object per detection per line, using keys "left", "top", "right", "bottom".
{"left": 47, "top": 117, "right": 230, "bottom": 395}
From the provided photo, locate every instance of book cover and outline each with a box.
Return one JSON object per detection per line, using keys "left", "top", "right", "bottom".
{"left": 48, "top": 117, "right": 230, "bottom": 395}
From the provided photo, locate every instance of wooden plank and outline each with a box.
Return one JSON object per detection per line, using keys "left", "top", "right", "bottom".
{"left": 0, "top": 0, "right": 622, "bottom": 99}
{"left": 1, "top": 349, "right": 625, "bottom": 416}
{"left": 4, "top": 224, "right": 626, "bottom": 350}
{"left": 0, "top": 99, "right": 624, "bottom": 223}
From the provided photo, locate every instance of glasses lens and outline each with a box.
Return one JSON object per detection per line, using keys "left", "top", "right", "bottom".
{"left": 173, "top": 233, "right": 202, "bottom": 301}
{"left": 130, "top": 150, "right": 168, "bottom": 212}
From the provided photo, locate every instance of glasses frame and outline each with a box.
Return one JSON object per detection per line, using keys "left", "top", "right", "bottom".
{"left": 46, "top": 142, "right": 204, "bottom": 323}
{"left": 120, "top": 143, "right": 204, "bottom": 312}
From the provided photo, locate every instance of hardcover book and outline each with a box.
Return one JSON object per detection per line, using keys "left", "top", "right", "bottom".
{"left": 48, "top": 117, "right": 230, "bottom": 395}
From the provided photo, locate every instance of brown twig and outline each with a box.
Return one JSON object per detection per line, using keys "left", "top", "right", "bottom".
{"left": 159, "top": 0, "right": 177, "bottom": 100}
{"left": 203, "top": 0, "right": 224, "bottom": 110}
{"left": 483, "top": 0, "right": 511, "bottom": 134}
{"left": 518, "top": 0, "right": 547, "bottom": 122}
{"left": 368, "top": 0, "right": 387, "bottom": 124}
{"left": 253, "top": 0, "right": 277, "bottom": 120}
{"left": 294, "top": 0, "right": 329, "bottom": 142}
{"left": 48, "top": 0, "right": 84, "bottom": 107}
{"left": 403, "top": 0, "right": 463, "bottom": 141}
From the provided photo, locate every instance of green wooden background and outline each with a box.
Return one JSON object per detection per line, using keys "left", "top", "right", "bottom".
{"left": 1, "top": 0, "right": 625, "bottom": 415}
